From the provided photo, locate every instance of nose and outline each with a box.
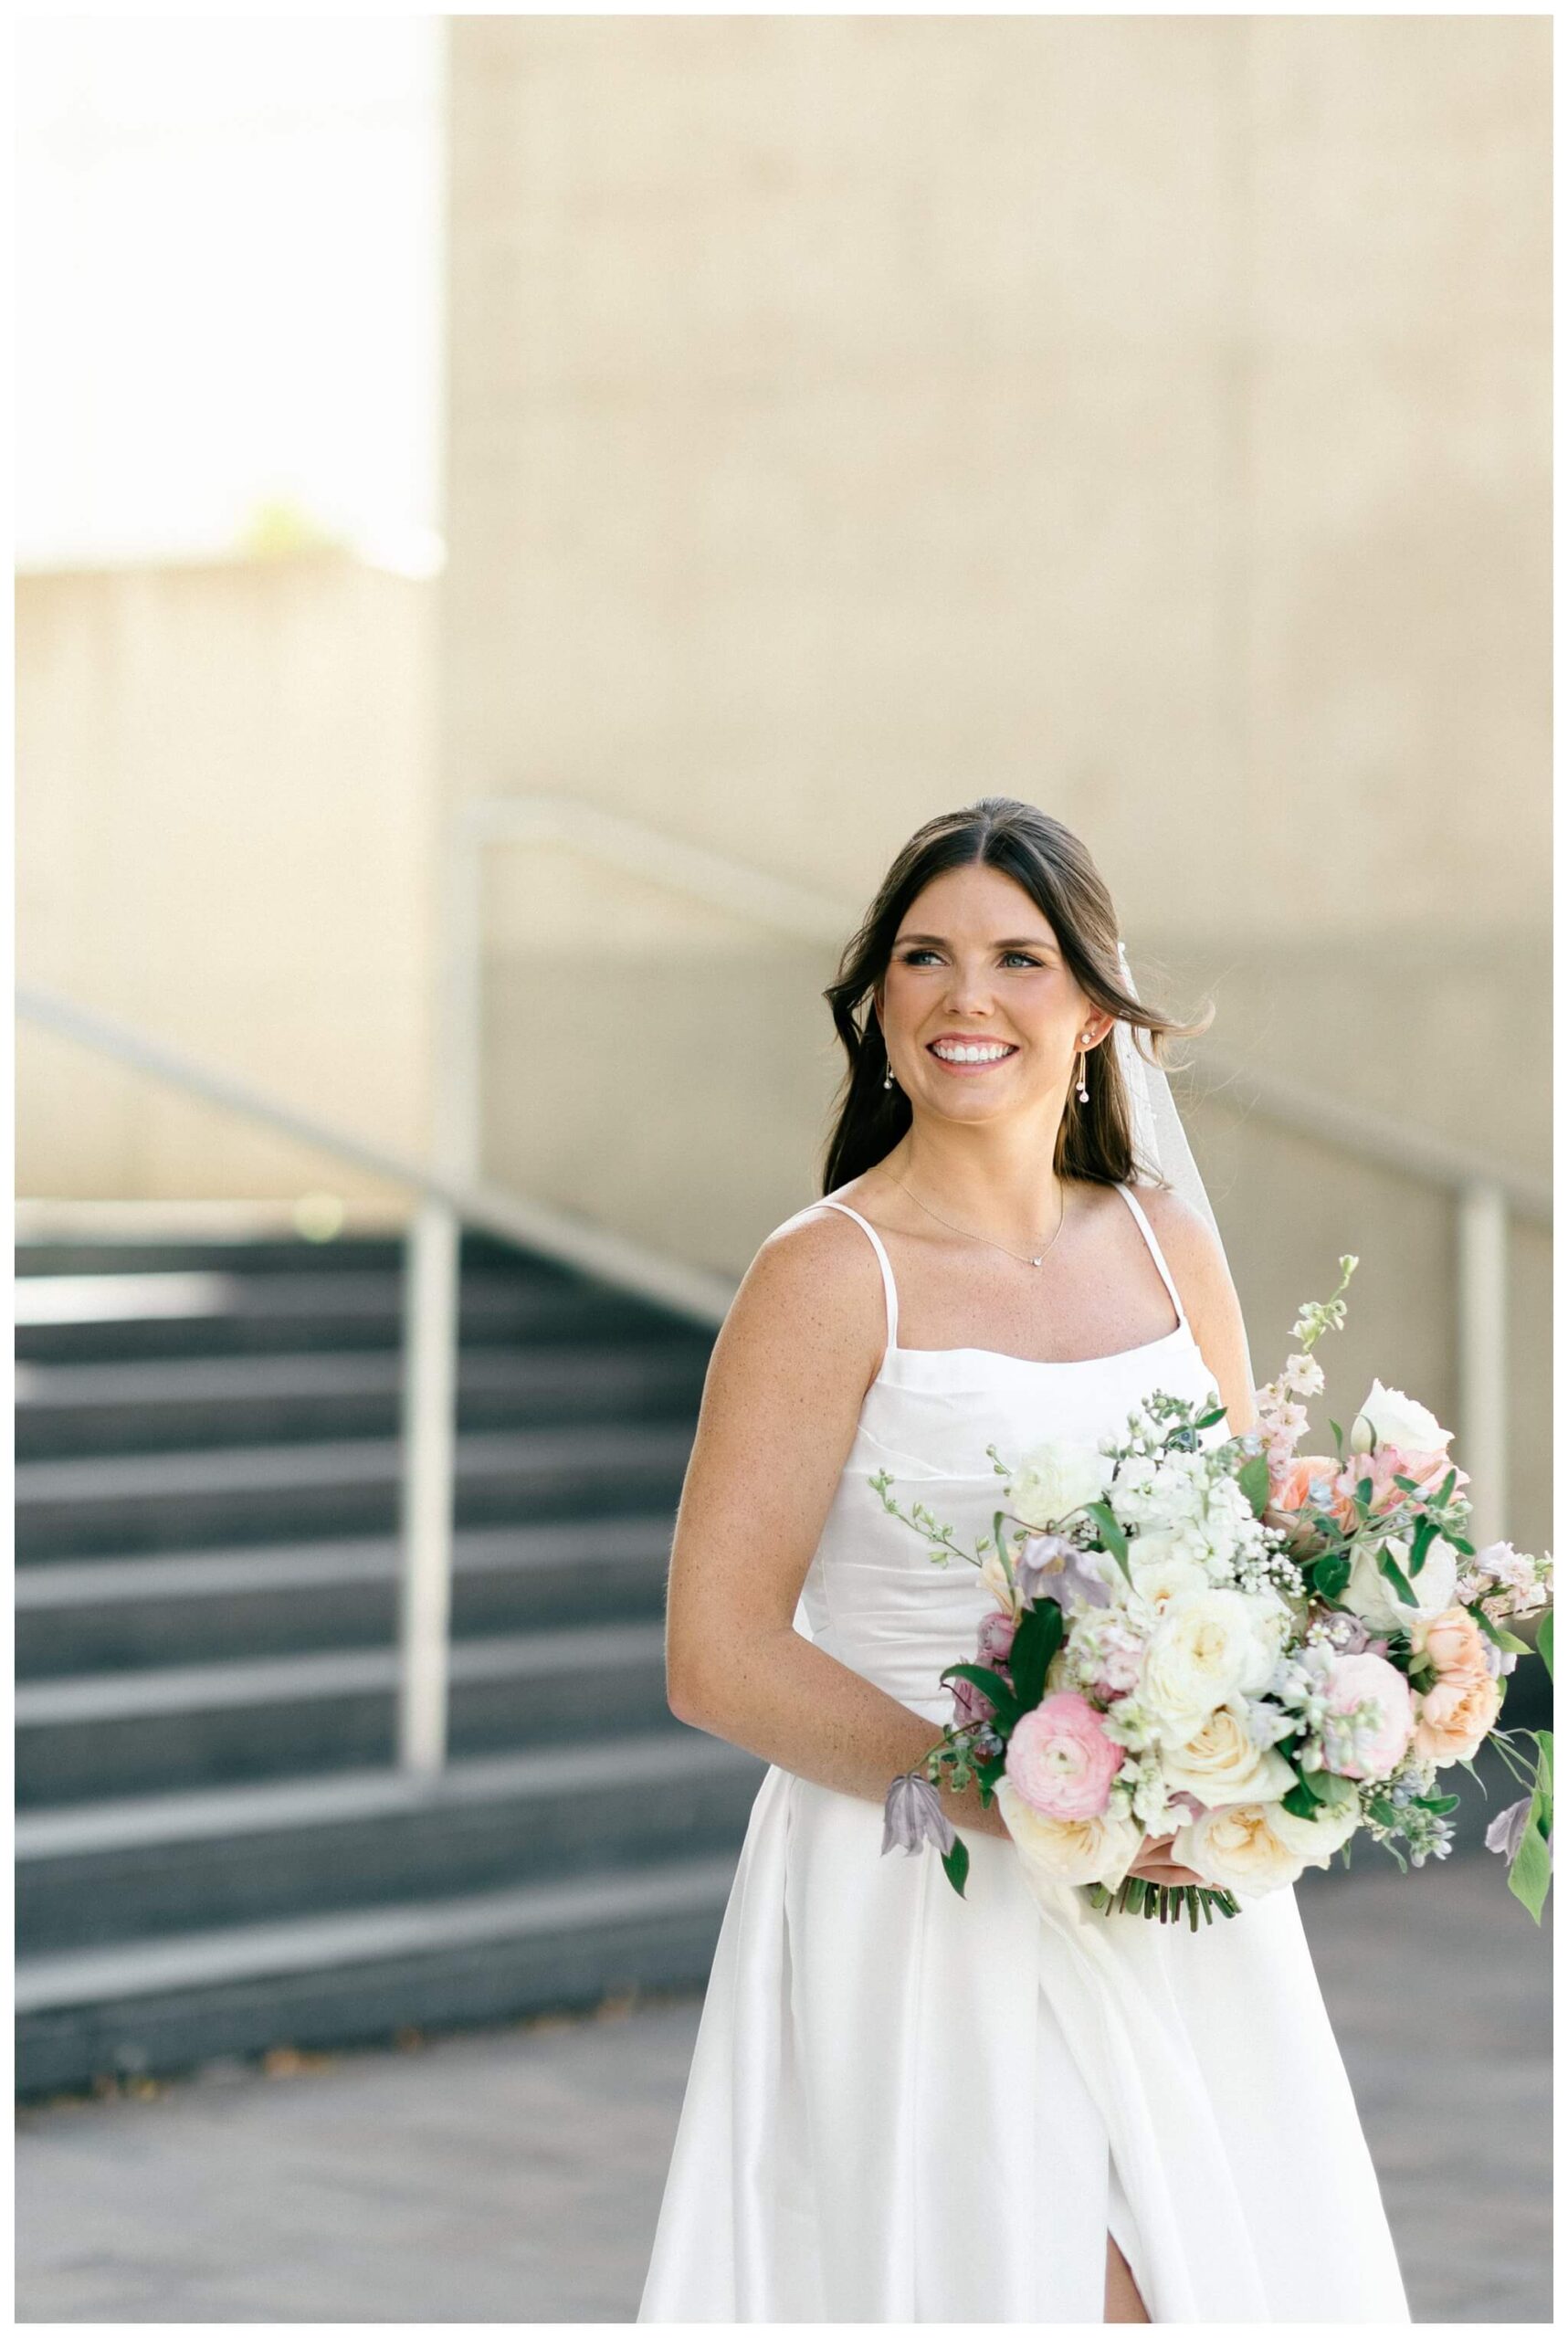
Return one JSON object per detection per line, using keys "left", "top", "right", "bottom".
{"left": 943, "top": 962, "right": 994, "bottom": 1014}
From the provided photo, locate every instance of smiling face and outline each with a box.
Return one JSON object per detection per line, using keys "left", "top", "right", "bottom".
{"left": 873, "top": 861, "right": 1114, "bottom": 1122}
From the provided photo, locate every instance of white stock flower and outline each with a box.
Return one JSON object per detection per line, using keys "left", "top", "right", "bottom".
{"left": 997, "top": 1779, "right": 1143, "bottom": 1892}
{"left": 1174, "top": 1795, "right": 1360, "bottom": 1899}
{"left": 1009, "top": 1440, "right": 1113, "bottom": 1531}
{"left": 1352, "top": 1379, "right": 1452, "bottom": 1456}
{"left": 1342, "top": 1534, "right": 1459, "bottom": 1634}
{"left": 1142, "top": 1588, "right": 1282, "bottom": 1735}
{"left": 1157, "top": 1701, "right": 1296, "bottom": 1807}
{"left": 1278, "top": 1353, "right": 1326, "bottom": 1399}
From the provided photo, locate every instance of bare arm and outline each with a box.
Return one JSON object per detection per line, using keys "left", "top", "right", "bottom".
{"left": 664, "top": 1211, "right": 1008, "bottom": 1838}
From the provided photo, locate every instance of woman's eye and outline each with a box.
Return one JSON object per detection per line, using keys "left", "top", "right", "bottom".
{"left": 898, "top": 950, "right": 1041, "bottom": 968}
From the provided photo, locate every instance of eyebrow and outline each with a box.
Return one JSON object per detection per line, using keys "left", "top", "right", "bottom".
{"left": 894, "top": 932, "right": 1058, "bottom": 950}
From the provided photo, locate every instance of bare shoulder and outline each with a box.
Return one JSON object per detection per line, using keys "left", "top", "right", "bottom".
{"left": 1132, "top": 1181, "right": 1233, "bottom": 1293}
{"left": 722, "top": 1202, "right": 889, "bottom": 1394}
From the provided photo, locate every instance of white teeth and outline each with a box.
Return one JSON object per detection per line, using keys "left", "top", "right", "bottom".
{"left": 931, "top": 1042, "right": 1016, "bottom": 1063}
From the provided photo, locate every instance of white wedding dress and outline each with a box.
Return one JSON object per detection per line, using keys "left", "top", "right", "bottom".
{"left": 637, "top": 1185, "right": 1411, "bottom": 2323}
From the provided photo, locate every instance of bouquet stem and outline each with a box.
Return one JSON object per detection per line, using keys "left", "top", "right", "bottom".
{"left": 1084, "top": 1879, "right": 1241, "bottom": 1924}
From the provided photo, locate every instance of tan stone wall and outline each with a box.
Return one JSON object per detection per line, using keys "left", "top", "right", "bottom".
{"left": 441, "top": 15, "right": 1550, "bottom": 1552}
{"left": 16, "top": 554, "right": 437, "bottom": 1202}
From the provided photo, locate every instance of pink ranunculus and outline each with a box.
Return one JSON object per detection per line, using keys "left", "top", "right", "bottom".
{"left": 1005, "top": 1691, "right": 1123, "bottom": 1821}
{"left": 951, "top": 1608, "right": 1017, "bottom": 1728}
{"left": 1321, "top": 1651, "right": 1416, "bottom": 1782}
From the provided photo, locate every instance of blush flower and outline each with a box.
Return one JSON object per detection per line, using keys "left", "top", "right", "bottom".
{"left": 1412, "top": 1669, "right": 1501, "bottom": 1767}
{"left": 950, "top": 1608, "right": 1016, "bottom": 1728}
{"left": 1005, "top": 1691, "right": 1124, "bottom": 1821}
{"left": 1408, "top": 1606, "right": 1489, "bottom": 1682}
{"left": 1320, "top": 1651, "right": 1415, "bottom": 1781}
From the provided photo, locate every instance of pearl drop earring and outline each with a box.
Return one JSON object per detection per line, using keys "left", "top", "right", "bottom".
{"left": 1075, "top": 1034, "right": 1091, "bottom": 1104}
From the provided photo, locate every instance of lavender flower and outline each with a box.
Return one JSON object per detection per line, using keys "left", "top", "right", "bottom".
{"left": 881, "top": 1771, "right": 956, "bottom": 1858}
{"left": 1017, "top": 1532, "right": 1111, "bottom": 1612}
{"left": 1485, "top": 1796, "right": 1534, "bottom": 1864}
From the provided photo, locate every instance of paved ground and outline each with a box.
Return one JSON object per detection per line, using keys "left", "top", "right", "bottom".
{"left": 16, "top": 1853, "right": 1551, "bottom": 2323}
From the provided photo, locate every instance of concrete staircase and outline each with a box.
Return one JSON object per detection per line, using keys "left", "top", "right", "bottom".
{"left": 15, "top": 1227, "right": 763, "bottom": 2097}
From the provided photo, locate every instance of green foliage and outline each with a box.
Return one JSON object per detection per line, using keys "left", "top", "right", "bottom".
{"left": 1302, "top": 1768, "right": 1355, "bottom": 1809}
{"left": 1376, "top": 1544, "right": 1419, "bottom": 1608}
{"left": 1009, "top": 1600, "right": 1062, "bottom": 1713}
{"left": 1236, "top": 1452, "right": 1270, "bottom": 1520}
{"left": 942, "top": 1835, "right": 971, "bottom": 1898}
{"left": 1083, "top": 1501, "right": 1129, "bottom": 1572}
{"left": 938, "top": 1663, "right": 1020, "bottom": 1731}
{"left": 1539, "top": 1612, "right": 1554, "bottom": 1680}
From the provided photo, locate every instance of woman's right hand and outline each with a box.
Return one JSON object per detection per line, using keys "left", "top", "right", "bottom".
{"left": 1126, "top": 1832, "right": 1205, "bottom": 1889}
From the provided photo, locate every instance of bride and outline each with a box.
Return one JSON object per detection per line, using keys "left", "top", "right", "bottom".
{"left": 637, "top": 799, "right": 1410, "bottom": 2323}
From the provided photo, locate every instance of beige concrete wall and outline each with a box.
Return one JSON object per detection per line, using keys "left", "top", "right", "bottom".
{"left": 16, "top": 553, "right": 437, "bottom": 1202}
{"left": 444, "top": 14, "right": 1548, "bottom": 941}
{"left": 441, "top": 15, "right": 1550, "bottom": 1553}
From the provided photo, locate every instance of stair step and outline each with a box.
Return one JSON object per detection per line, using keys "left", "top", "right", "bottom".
{"left": 15, "top": 1269, "right": 701, "bottom": 1363}
{"left": 15, "top": 1420, "right": 695, "bottom": 1558}
{"left": 16, "top": 1230, "right": 537, "bottom": 1279}
{"left": 15, "top": 1855, "right": 738, "bottom": 2096}
{"left": 15, "top": 1623, "right": 673, "bottom": 1803}
{"left": 16, "top": 1340, "right": 710, "bottom": 1457}
{"left": 16, "top": 1516, "right": 674, "bottom": 1675}
{"left": 16, "top": 1732, "right": 764, "bottom": 1950}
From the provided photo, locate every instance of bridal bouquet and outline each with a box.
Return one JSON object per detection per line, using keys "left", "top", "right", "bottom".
{"left": 878, "top": 1259, "right": 1554, "bottom": 1926}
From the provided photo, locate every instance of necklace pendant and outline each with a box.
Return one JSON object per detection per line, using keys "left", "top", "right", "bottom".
{"left": 1029, "top": 1255, "right": 1043, "bottom": 1268}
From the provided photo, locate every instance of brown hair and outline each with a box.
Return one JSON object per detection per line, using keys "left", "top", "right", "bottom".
{"left": 820, "top": 797, "right": 1211, "bottom": 1195}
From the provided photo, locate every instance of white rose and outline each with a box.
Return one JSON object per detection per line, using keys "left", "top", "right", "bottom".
{"left": 1342, "top": 1533, "right": 1459, "bottom": 1633}
{"left": 1009, "top": 1440, "right": 1112, "bottom": 1531}
{"left": 1351, "top": 1378, "right": 1452, "bottom": 1457}
{"left": 1173, "top": 1794, "right": 1360, "bottom": 1899}
{"left": 996, "top": 1780, "right": 1143, "bottom": 1891}
{"left": 1158, "top": 1701, "right": 1297, "bottom": 1807}
{"left": 1126, "top": 1533, "right": 1211, "bottom": 1617}
{"left": 1142, "top": 1588, "right": 1280, "bottom": 1735}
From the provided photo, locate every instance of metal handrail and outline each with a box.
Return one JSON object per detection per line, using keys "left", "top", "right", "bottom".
{"left": 18, "top": 817, "right": 1549, "bottom": 1768}
{"left": 17, "top": 980, "right": 735, "bottom": 1781}
{"left": 445, "top": 793, "right": 1549, "bottom": 1553}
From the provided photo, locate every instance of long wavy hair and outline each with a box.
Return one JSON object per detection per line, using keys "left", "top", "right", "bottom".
{"left": 820, "top": 798, "right": 1212, "bottom": 1195}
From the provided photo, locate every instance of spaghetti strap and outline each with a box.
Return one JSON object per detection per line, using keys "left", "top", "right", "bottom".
{"left": 1113, "top": 1182, "right": 1188, "bottom": 1332}
{"left": 796, "top": 1199, "right": 900, "bottom": 1353}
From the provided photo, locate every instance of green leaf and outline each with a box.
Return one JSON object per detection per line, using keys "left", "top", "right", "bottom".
{"left": 1194, "top": 1405, "right": 1228, "bottom": 1430}
{"left": 1236, "top": 1451, "right": 1270, "bottom": 1519}
{"left": 1473, "top": 1606, "right": 1531, "bottom": 1656}
{"left": 1282, "top": 1781, "right": 1321, "bottom": 1819}
{"left": 938, "top": 1663, "right": 1021, "bottom": 1730}
{"left": 1310, "top": 1553, "right": 1352, "bottom": 1601}
{"left": 941, "top": 1834, "right": 971, "bottom": 1897}
{"left": 1408, "top": 1515, "right": 1437, "bottom": 1578}
{"left": 1083, "top": 1501, "right": 1130, "bottom": 1572}
{"left": 1507, "top": 1812, "right": 1552, "bottom": 1922}
{"left": 1329, "top": 1419, "right": 1343, "bottom": 1455}
{"left": 1436, "top": 1467, "right": 1457, "bottom": 1506}
{"left": 1413, "top": 1793, "right": 1460, "bottom": 1815}
{"left": 1303, "top": 1768, "right": 1356, "bottom": 1808}
{"left": 1376, "top": 1544, "right": 1419, "bottom": 1609}
{"left": 1539, "top": 1612, "right": 1554, "bottom": 1681}
{"left": 1009, "top": 1601, "right": 1062, "bottom": 1713}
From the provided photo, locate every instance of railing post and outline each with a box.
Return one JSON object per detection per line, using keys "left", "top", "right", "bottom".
{"left": 1457, "top": 1180, "right": 1509, "bottom": 1551}
{"left": 397, "top": 1195, "right": 460, "bottom": 1774}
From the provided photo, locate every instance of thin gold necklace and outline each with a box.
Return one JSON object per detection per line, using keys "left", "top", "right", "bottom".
{"left": 881, "top": 1170, "right": 1069, "bottom": 1269}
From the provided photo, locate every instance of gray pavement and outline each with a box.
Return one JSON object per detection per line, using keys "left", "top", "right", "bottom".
{"left": 16, "top": 1854, "right": 1551, "bottom": 2323}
